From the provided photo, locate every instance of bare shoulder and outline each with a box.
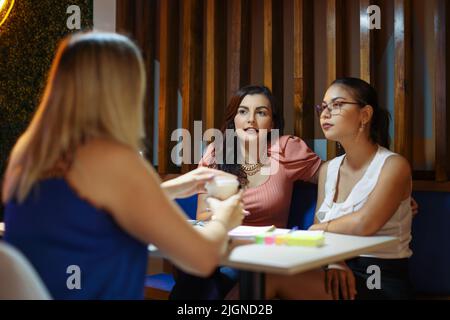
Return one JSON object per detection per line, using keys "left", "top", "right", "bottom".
{"left": 74, "top": 138, "right": 143, "bottom": 173}
{"left": 317, "top": 161, "right": 329, "bottom": 192}
{"left": 67, "top": 139, "right": 151, "bottom": 209}
{"left": 382, "top": 154, "right": 411, "bottom": 178}
{"left": 378, "top": 154, "right": 412, "bottom": 198}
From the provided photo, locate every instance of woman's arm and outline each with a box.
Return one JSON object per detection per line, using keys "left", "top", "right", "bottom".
{"left": 197, "top": 193, "right": 213, "bottom": 221}
{"left": 68, "top": 140, "right": 243, "bottom": 277}
{"left": 313, "top": 161, "right": 328, "bottom": 224}
{"left": 161, "top": 167, "right": 236, "bottom": 200}
{"left": 310, "top": 155, "right": 411, "bottom": 236}
{"left": 308, "top": 161, "right": 325, "bottom": 185}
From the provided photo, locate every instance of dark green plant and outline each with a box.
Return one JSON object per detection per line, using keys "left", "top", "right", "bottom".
{"left": 0, "top": 0, "right": 93, "bottom": 219}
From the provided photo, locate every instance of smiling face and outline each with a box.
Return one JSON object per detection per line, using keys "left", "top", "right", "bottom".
{"left": 320, "top": 84, "right": 370, "bottom": 143}
{"left": 234, "top": 94, "right": 273, "bottom": 142}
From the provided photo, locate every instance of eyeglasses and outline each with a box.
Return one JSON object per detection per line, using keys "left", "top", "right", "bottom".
{"left": 314, "top": 100, "right": 363, "bottom": 117}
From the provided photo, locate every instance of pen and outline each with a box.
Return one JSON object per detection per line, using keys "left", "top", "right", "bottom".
{"left": 288, "top": 226, "right": 299, "bottom": 233}
{"left": 194, "top": 220, "right": 205, "bottom": 227}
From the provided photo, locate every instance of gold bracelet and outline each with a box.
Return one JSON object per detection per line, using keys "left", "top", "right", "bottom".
{"left": 325, "top": 220, "right": 331, "bottom": 232}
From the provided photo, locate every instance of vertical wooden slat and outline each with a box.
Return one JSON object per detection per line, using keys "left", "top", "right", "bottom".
{"left": 263, "top": 0, "right": 273, "bottom": 90}
{"left": 435, "top": 0, "right": 448, "bottom": 182}
{"left": 158, "top": 0, "right": 179, "bottom": 174}
{"left": 263, "top": 0, "right": 284, "bottom": 118}
{"left": 181, "top": 0, "right": 203, "bottom": 173}
{"left": 394, "top": 0, "right": 412, "bottom": 161}
{"left": 360, "top": 0, "right": 373, "bottom": 84}
{"left": 326, "top": 0, "right": 343, "bottom": 160}
{"left": 116, "top": 0, "right": 135, "bottom": 33}
{"left": 205, "top": 0, "right": 226, "bottom": 131}
{"left": 293, "top": 0, "right": 314, "bottom": 139}
{"left": 228, "top": 0, "right": 251, "bottom": 101}
{"left": 134, "top": 0, "right": 156, "bottom": 162}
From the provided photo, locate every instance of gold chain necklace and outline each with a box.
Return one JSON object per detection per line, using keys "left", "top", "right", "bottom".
{"left": 240, "top": 162, "right": 262, "bottom": 176}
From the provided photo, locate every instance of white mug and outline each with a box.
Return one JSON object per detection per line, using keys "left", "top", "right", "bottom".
{"left": 205, "top": 177, "right": 239, "bottom": 200}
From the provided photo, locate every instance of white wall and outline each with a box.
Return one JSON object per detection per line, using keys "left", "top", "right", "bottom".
{"left": 93, "top": 0, "right": 116, "bottom": 32}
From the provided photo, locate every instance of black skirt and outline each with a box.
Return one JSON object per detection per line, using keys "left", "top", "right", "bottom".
{"left": 346, "top": 256, "right": 413, "bottom": 300}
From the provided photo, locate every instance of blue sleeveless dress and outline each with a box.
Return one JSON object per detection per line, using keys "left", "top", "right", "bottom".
{"left": 4, "top": 178, "right": 148, "bottom": 300}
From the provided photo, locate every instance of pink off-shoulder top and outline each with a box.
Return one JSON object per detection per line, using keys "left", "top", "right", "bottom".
{"left": 198, "top": 135, "right": 322, "bottom": 228}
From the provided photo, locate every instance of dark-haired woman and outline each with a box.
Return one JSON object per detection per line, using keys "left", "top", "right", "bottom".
{"left": 170, "top": 85, "right": 323, "bottom": 299}
{"left": 266, "top": 77, "right": 414, "bottom": 299}
{"left": 172, "top": 81, "right": 415, "bottom": 300}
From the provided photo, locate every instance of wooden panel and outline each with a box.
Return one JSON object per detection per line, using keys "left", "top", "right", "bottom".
{"left": 393, "top": 0, "right": 412, "bottom": 161}
{"left": 434, "top": 0, "right": 448, "bottom": 182}
{"left": 205, "top": 0, "right": 227, "bottom": 131}
{"left": 360, "top": 0, "right": 373, "bottom": 84}
{"left": 263, "top": 0, "right": 284, "bottom": 118}
{"left": 134, "top": 0, "right": 156, "bottom": 161}
{"left": 116, "top": 0, "right": 135, "bottom": 33}
{"left": 158, "top": 0, "right": 180, "bottom": 174}
{"left": 326, "top": 0, "right": 343, "bottom": 160}
{"left": 181, "top": 0, "right": 204, "bottom": 173}
{"left": 263, "top": 0, "right": 273, "bottom": 91}
{"left": 413, "top": 180, "right": 450, "bottom": 193}
{"left": 293, "top": 0, "right": 314, "bottom": 139}
{"left": 228, "top": 0, "right": 251, "bottom": 101}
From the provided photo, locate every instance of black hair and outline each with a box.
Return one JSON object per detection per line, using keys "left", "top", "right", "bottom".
{"left": 212, "top": 85, "right": 284, "bottom": 187}
{"left": 331, "top": 77, "right": 391, "bottom": 148}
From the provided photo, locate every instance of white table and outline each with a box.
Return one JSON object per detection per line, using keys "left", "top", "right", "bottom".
{"left": 222, "top": 232, "right": 398, "bottom": 299}
{"left": 149, "top": 231, "right": 398, "bottom": 299}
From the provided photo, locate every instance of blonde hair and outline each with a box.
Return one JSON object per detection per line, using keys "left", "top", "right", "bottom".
{"left": 7, "top": 32, "right": 146, "bottom": 202}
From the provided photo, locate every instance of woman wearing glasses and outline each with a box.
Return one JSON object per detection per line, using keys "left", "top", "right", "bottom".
{"left": 265, "top": 77, "right": 413, "bottom": 299}
{"left": 173, "top": 80, "right": 416, "bottom": 300}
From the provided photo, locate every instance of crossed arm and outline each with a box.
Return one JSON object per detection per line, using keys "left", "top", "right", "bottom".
{"left": 309, "top": 155, "right": 412, "bottom": 236}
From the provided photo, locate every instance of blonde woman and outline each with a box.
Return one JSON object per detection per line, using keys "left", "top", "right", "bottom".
{"left": 2, "top": 32, "right": 244, "bottom": 299}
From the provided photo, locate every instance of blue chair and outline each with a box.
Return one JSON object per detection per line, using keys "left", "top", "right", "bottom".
{"left": 144, "top": 195, "right": 198, "bottom": 299}
{"left": 409, "top": 191, "right": 450, "bottom": 297}
{"left": 287, "top": 181, "right": 317, "bottom": 229}
{"left": 288, "top": 182, "right": 450, "bottom": 298}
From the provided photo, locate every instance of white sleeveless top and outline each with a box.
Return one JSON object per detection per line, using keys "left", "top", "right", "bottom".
{"left": 316, "top": 146, "right": 412, "bottom": 259}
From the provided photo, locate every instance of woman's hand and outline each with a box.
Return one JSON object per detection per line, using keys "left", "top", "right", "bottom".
{"left": 161, "top": 167, "right": 236, "bottom": 199}
{"left": 206, "top": 191, "right": 245, "bottom": 230}
{"left": 324, "top": 262, "right": 357, "bottom": 300}
{"left": 308, "top": 223, "right": 327, "bottom": 231}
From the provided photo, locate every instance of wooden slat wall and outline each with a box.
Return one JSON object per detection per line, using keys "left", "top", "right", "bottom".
{"left": 228, "top": 0, "right": 251, "bottom": 101}
{"left": 158, "top": 0, "right": 179, "bottom": 174}
{"left": 116, "top": 0, "right": 450, "bottom": 191}
{"left": 434, "top": 0, "right": 448, "bottom": 182}
{"left": 181, "top": 0, "right": 203, "bottom": 173}
{"left": 116, "top": 0, "right": 156, "bottom": 161}
{"left": 393, "top": 0, "right": 412, "bottom": 162}
{"left": 326, "top": 0, "right": 344, "bottom": 160}
{"left": 263, "top": 0, "right": 284, "bottom": 121}
{"left": 134, "top": 0, "right": 156, "bottom": 161}
{"left": 360, "top": 0, "right": 373, "bottom": 84}
{"left": 205, "top": 0, "right": 227, "bottom": 131}
{"left": 293, "top": 0, "right": 314, "bottom": 139}
{"left": 116, "top": 0, "right": 135, "bottom": 33}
